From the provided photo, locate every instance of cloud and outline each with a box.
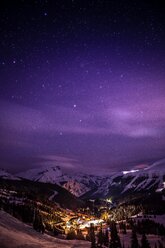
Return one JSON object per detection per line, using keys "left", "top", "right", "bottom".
{"left": 39, "top": 155, "right": 78, "bottom": 163}
{"left": 0, "top": 97, "right": 165, "bottom": 139}
{"left": 19, "top": 154, "right": 84, "bottom": 173}
{"left": 0, "top": 100, "right": 45, "bottom": 133}
{"left": 34, "top": 154, "right": 80, "bottom": 169}
{"left": 0, "top": 100, "right": 106, "bottom": 136}
{"left": 105, "top": 97, "right": 165, "bottom": 137}
{"left": 133, "top": 163, "right": 149, "bottom": 170}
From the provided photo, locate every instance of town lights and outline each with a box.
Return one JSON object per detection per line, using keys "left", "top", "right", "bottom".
{"left": 106, "top": 198, "right": 112, "bottom": 203}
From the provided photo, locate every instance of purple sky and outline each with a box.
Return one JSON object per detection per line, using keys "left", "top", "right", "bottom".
{"left": 0, "top": 0, "right": 165, "bottom": 174}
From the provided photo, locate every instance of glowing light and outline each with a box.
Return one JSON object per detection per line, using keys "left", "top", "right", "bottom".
{"left": 79, "top": 219, "right": 104, "bottom": 229}
{"left": 123, "top": 169, "right": 139, "bottom": 175}
{"left": 106, "top": 198, "right": 112, "bottom": 203}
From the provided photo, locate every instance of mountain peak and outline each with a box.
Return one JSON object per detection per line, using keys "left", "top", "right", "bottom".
{"left": 0, "top": 168, "right": 20, "bottom": 181}
{"left": 17, "top": 165, "right": 63, "bottom": 183}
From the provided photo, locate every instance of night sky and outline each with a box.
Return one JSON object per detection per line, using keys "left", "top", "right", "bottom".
{"left": 0, "top": 0, "right": 165, "bottom": 174}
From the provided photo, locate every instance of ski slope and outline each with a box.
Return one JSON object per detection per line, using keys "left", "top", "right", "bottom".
{"left": 0, "top": 210, "right": 90, "bottom": 248}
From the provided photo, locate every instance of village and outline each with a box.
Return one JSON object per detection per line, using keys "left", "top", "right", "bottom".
{"left": 0, "top": 188, "right": 165, "bottom": 247}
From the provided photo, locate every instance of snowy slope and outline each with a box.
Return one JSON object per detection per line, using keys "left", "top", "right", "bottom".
{"left": 17, "top": 165, "right": 63, "bottom": 183}
{"left": 120, "top": 159, "right": 165, "bottom": 194}
{"left": 17, "top": 166, "right": 102, "bottom": 197}
{"left": 0, "top": 210, "right": 90, "bottom": 248}
{"left": 15, "top": 159, "right": 165, "bottom": 198}
{"left": 63, "top": 180, "right": 89, "bottom": 197}
{"left": 81, "top": 160, "right": 165, "bottom": 198}
{"left": 0, "top": 169, "right": 20, "bottom": 181}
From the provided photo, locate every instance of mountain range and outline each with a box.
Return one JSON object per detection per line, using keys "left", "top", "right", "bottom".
{"left": 1, "top": 159, "right": 165, "bottom": 200}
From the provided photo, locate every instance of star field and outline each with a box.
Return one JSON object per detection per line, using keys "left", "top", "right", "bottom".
{"left": 0, "top": 0, "right": 165, "bottom": 174}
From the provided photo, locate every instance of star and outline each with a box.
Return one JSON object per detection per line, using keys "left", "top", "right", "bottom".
{"left": 73, "top": 104, "right": 77, "bottom": 108}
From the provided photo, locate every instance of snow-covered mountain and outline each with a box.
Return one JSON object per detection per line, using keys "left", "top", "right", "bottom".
{"left": 15, "top": 159, "right": 165, "bottom": 199}
{"left": 17, "top": 165, "right": 63, "bottom": 184}
{"left": 63, "top": 180, "right": 89, "bottom": 197}
{"left": 17, "top": 165, "right": 102, "bottom": 197}
{"left": 90, "top": 162, "right": 165, "bottom": 198}
{"left": 0, "top": 169, "right": 20, "bottom": 181}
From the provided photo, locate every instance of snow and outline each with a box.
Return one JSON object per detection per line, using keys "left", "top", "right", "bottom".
{"left": 16, "top": 166, "right": 102, "bottom": 197}
{"left": 144, "top": 158, "right": 165, "bottom": 174}
{"left": 119, "top": 230, "right": 165, "bottom": 248}
{"left": 154, "top": 215, "right": 165, "bottom": 226}
{"left": 122, "top": 175, "right": 138, "bottom": 193}
{"left": 133, "top": 214, "right": 165, "bottom": 227}
{"left": 0, "top": 210, "right": 90, "bottom": 248}
{"left": 120, "top": 159, "right": 165, "bottom": 194}
{"left": 0, "top": 169, "right": 20, "bottom": 181}
{"left": 63, "top": 180, "right": 89, "bottom": 197}
{"left": 17, "top": 166, "right": 63, "bottom": 183}
{"left": 93, "top": 177, "right": 113, "bottom": 197}
{"left": 0, "top": 210, "right": 164, "bottom": 248}
{"left": 13, "top": 159, "right": 165, "bottom": 198}
{"left": 48, "top": 191, "right": 58, "bottom": 201}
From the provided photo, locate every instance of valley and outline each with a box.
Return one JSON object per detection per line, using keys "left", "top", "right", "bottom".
{"left": 0, "top": 161, "right": 165, "bottom": 247}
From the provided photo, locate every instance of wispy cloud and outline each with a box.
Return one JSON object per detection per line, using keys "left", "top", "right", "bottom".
{"left": 105, "top": 97, "right": 165, "bottom": 137}
{"left": 20, "top": 154, "right": 84, "bottom": 173}
{"left": 1, "top": 97, "right": 165, "bottom": 138}
{"left": 34, "top": 154, "right": 81, "bottom": 169}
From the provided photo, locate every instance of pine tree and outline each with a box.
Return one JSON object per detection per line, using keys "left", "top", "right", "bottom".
{"left": 86, "top": 233, "right": 91, "bottom": 241}
{"left": 97, "top": 224, "right": 103, "bottom": 247}
{"left": 158, "top": 241, "right": 164, "bottom": 248}
{"left": 109, "top": 221, "right": 121, "bottom": 248}
{"left": 141, "top": 233, "right": 150, "bottom": 248}
{"left": 33, "top": 210, "right": 42, "bottom": 232}
{"left": 33, "top": 214, "right": 38, "bottom": 231}
{"left": 77, "top": 229, "right": 85, "bottom": 240}
{"left": 89, "top": 223, "right": 96, "bottom": 248}
{"left": 154, "top": 243, "right": 157, "bottom": 248}
{"left": 104, "top": 229, "right": 109, "bottom": 247}
{"left": 131, "top": 228, "right": 139, "bottom": 248}
{"left": 66, "top": 228, "right": 77, "bottom": 240}
{"left": 123, "top": 223, "right": 127, "bottom": 234}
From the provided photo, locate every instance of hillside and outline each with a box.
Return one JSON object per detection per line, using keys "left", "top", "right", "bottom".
{"left": 14, "top": 159, "right": 165, "bottom": 200}
{"left": 0, "top": 210, "right": 90, "bottom": 248}
{"left": 0, "top": 178, "right": 84, "bottom": 210}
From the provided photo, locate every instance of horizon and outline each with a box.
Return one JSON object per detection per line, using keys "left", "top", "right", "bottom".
{"left": 1, "top": 156, "right": 165, "bottom": 177}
